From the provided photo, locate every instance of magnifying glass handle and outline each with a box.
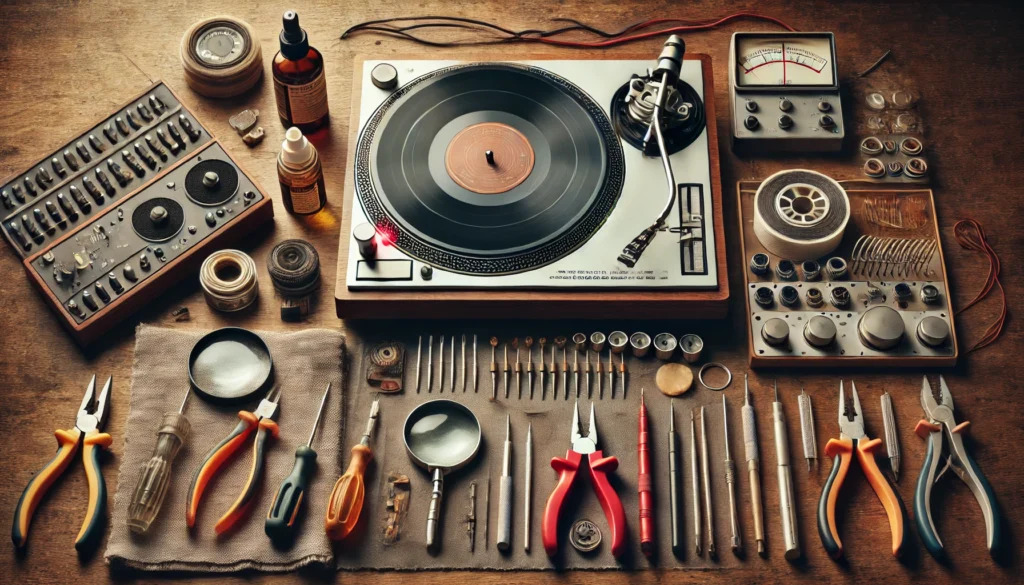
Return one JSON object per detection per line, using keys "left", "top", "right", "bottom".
{"left": 426, "top": 468, "right": 445, "bottom": 550}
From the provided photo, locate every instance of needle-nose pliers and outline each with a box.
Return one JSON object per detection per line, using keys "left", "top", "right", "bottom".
{"left": 817, "top": 380, "right": 907, "bottom": 560}
{"left": 12, "top": 375, "right": 112, "bottom": 551}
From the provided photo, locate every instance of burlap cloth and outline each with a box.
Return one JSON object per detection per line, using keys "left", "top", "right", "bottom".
{"left": 105, "top": 325, "right": 345, "bottom": 572}
{"left": 335, "top": 328, "right": 742, "bottom": 571}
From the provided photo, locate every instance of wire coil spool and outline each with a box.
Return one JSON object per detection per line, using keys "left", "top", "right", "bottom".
{"left": 267, "top": 239, "right": 321, "bottom": 321}
{"left": 753, "top": 169, "right": 850, "bottom": 262}
{"left": 199, "top": 249, "right": 259, "bottom": 311}
{"left": 181, "top": 16, "right": 263, "bottom": 98}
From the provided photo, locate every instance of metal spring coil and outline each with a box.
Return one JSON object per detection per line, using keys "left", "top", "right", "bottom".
{"left": 850, "top": 235, "right": 937, "bottom": 278}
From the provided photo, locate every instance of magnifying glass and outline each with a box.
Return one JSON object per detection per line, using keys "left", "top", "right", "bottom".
{"left": 188, "top": 327, "right": 274, "bottom": 404}
{"left": 403, "top": 400, "right": 482, "bottom": 551}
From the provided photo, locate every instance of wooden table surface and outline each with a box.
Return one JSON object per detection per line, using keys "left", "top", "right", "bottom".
{"left": 0, "top": 1, "right": 1020, "bottom": 584}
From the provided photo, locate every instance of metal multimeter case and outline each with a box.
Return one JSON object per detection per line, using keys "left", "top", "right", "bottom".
{"left": 729, "top": 32, "right": 844, "bottom": 154}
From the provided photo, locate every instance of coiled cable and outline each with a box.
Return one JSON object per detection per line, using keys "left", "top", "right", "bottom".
{"left": 267, "top": 239, "right": 321, "bottom": 320}
{"left": 199, "top": 250, "right": 259, "bottom": 311}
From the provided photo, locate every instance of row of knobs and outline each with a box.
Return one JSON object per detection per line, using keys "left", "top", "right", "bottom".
{"left": 742, "top": 98, "right": 835, "bottom": 131}
{"left": 761, "top": 306, "right": 950, "bottom": 350}
{"left": 65, "top": 253, "right": 153, "bottom": 317}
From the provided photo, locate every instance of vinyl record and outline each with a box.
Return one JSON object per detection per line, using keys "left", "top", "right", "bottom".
{"left": 354, "top": 63, "right": 625, "bottom": 275}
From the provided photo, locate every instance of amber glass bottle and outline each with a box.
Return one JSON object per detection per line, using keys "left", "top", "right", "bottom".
{"left": 272, "top": 11, "right": 329, "bottom": 133}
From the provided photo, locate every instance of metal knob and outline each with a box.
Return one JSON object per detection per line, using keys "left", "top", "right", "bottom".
{"left": 371, "top": 63, "right": 399, "bottom": 90}
{"left": 150, "top": 205, "right": 168, "bottom": 225}
{"left": 916, "top": 317, "right": 950, "bottom": 347}
{"left": 202, "top": 171, "right": 220, "bottom": 188}
{"left": 804, "top": 316, "right": 837, "bottom": 348}
{"left": 353, "top": 222, "right": 378, "bottom": 260}
{"left": 858, "top": 306, "right": 905, "bottom": 350}
{"left": 761, "top": 318, "right": 790, "bottom": 346}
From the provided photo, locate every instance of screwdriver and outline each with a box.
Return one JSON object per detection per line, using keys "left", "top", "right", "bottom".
{"left": 325, "top": 395, "right": 381, "bottom": 540}
{"left": 126, "top": 387, "right": 191, "bottom": 533}
{"left": 266, "top": 383, "right": 331, "bottom": 544}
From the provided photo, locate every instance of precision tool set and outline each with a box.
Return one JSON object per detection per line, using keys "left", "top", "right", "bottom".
{"left": 3, "top": 7, "right": 1008, "bottom": 580}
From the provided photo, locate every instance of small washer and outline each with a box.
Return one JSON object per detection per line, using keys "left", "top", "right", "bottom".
{"left": 570, "top": 519, "right": 602, "bottom": 552}
{"left": 698, "top": 362, "right": 732, "bottom": 391}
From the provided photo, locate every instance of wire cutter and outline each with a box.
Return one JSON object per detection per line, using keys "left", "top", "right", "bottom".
{"left": 914, "top": 376, "right": 1003, "bottom": 560}
{"left": 817, "top": 380, "right": 907, "bottom": 560}
{"left": 542, "top": 401, "right": 627, "bottom": 558}
{"left": 186, "top": 387, "right": 280, "bottom": 535}
{"left": 12, "top": 375, "right": 112, "bottom": 551}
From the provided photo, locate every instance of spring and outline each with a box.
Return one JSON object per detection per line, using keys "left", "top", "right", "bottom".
{"left": 850, "top": 235, "right": 937, "bottom": 279}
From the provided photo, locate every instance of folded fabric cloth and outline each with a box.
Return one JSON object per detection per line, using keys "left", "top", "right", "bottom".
{"left": 106, "top": 325, "right": 345, "bottom": 572}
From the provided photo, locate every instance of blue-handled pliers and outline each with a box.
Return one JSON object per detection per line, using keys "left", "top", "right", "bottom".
{"left": 914, "top": 376, "right": 1003, "bottom": 560}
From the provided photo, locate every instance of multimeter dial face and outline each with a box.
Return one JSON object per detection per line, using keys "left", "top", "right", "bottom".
{"left": 736, "top": 36, "right": 834, "bottom": 87}
{"left": 194, "top": 24, "right": 247, "bottom": 68}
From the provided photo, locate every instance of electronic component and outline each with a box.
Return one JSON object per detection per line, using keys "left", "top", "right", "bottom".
{"left": 1, "top": 82, "right": 212, "bottom": 258}
{"left": 729, "top": 32, "right": 844, "bottom": 154}
{"left": 739, "top": 180, "right": 957, "bottom": 367}
{"left": 21, "top": 141, "right": 271, "bottom": 345}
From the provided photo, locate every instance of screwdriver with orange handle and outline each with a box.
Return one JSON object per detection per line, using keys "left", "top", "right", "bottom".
{"left": 325, "top": 396, "right": 380, "bottom": 540}
{"left": 265, "top": 383, "right": 331, "bottom": 544}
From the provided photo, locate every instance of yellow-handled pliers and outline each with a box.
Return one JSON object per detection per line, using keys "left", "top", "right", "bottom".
{"left": 12, "top": 375, "right": 112, "bottom": 551}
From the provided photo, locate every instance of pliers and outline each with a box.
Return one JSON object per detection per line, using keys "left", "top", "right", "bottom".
{"left": 542, "top": 401, "right": 627, "bottom": 558}
{"left": 817, "top": 380, "right": 907, "bottom": 560}
{"left": 186, "top": 387, "right": 281, "bottom": 535}
{"left": 914, "top": 376, "right": 1003, "bottom": 560}
{"left": 12, "top": 375, "right": 112, "bottom": 551}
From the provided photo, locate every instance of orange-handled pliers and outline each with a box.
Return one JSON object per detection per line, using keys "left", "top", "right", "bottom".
{"left": 186, "top": 388, "right": 280, "bottom": 535}
{"left": 817, "top": 380, "right": 907, "bottom": 560}
{"left": 12, "top": 375, "right": 112, "bottom": 551}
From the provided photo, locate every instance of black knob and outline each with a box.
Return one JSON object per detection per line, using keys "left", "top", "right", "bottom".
{"left": 123, "top": 264, "right": 138, "bottom": 281}
{"left": 744, "top": 115, "right": 759, "bottom": 130}
{"left": 108, "top": 273, "right": 124, "bottom": 293}
{"left": 778, "top": 115, "right": 794, "bottom": 130}
{"left": 745, "top": 100, "right": 758, "bottom": 112}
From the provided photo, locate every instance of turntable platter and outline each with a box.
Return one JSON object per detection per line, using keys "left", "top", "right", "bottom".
{"left": 355, "top": 63, "right": 624, "bottom": 275}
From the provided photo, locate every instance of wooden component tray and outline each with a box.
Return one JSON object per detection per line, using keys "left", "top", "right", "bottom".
{"left": 737, "top": 180, "right": 958, "bottom": 368}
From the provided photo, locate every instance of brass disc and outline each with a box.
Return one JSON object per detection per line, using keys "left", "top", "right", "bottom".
{"left": 444, "top": 122, "right": 534, "bottom": 194}
{"left": 656, "top": 363, "right": 694, "bottom": 396}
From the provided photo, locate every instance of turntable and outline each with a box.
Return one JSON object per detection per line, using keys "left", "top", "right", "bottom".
{"left": 336, "top": 38, "right": 729, "bottom": 319}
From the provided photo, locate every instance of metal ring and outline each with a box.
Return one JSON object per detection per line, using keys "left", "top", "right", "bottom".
{"left": 698, "top": 362, "right": 732, "bottom": 391}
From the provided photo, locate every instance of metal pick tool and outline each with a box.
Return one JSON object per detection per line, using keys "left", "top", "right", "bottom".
{"left": 438, "top": 334, "right": 445, "bottom": 392}
{"left": 461, "top": 334, "right": 467, "bottom": 392}
{"left": 427, "top": 335, "right": 434, "bottom": 393}
{"left": 449, "top": 335, "right": 456, "bottom": 393}
{"left": 472, "top": 334, "right": 478, "bottom": 393}
{"left": 404, "top": 400, "right": 482, "bottom": 551}
{"left": 415, "top": 336, "right": 423, "bottom": 393}
{"left": 799, "top": 388, "right": 818, "bottom": 471}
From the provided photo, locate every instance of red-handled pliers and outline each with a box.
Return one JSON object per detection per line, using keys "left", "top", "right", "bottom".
{"left": 542, "top": 401, "right": 627, "bottom": 558}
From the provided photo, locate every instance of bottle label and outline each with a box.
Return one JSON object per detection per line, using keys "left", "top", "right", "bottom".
{"left": 287, "top": 181, "right": 322, "bottom": 214}
{"left": 275, "top": 70, "right": 329, "bottom": 125}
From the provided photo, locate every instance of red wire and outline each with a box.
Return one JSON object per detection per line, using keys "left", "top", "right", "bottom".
{"left": 953, "top": 219, "right": 1007, "bottom": 352}
{"left": 532, "top": 13, "right": 797, "bottom": 47}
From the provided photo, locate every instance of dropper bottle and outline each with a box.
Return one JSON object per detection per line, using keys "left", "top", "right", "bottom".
{"left": 278, "top": 127, "right": 327, "bottom": 215}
